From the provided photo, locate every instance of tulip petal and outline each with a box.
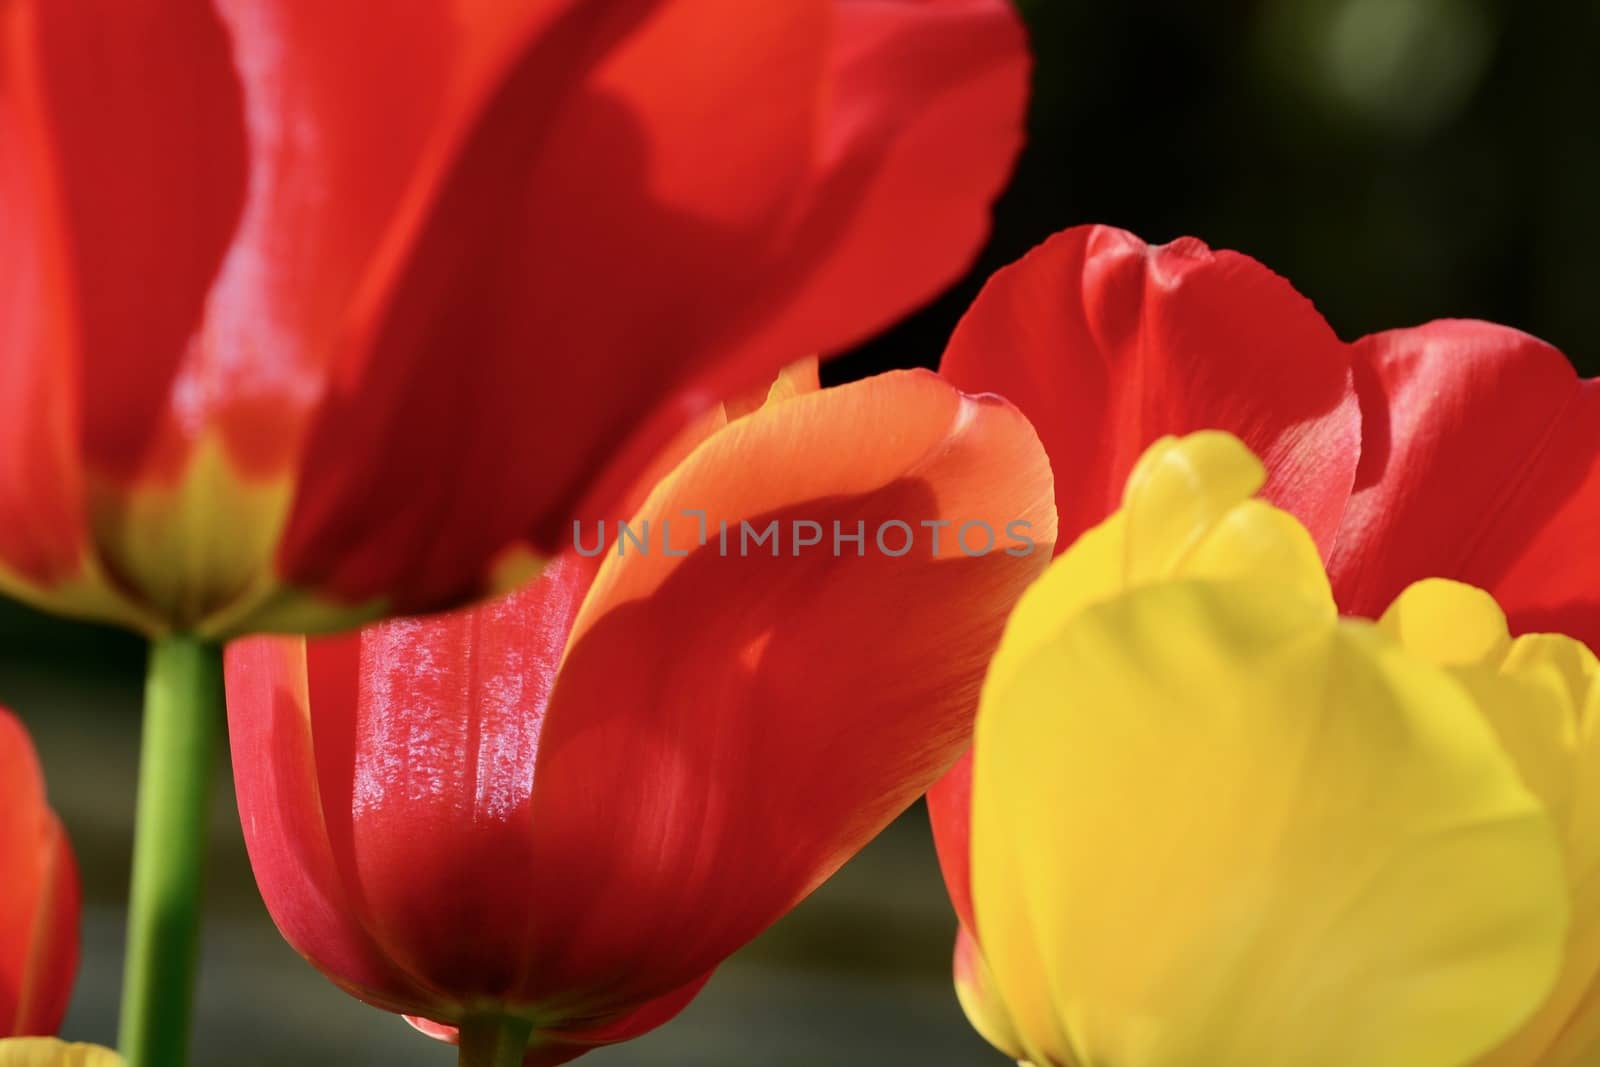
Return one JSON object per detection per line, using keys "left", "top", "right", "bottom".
{"left": 0, "top": 1040, "right": 121, "bottom": 1067}
{"left": 273, "top": 0, "right": 832, "bottom": 610}
{"left": 929, "top": 431, "right": 1330, "bottom": 940}
{"left": 0, "top": 0, "right": 245, "bottom": 618}
{"left": 953, "top": 925, "right": 1024, "bottom": 1062}
{"left": 224, "top": 634, "right": 439, "bottom": 1014}
{"left": 311, "top": 556, "right": 595, "bottom": 998}
{"left": 0, "top": 711, "right": 77, "bottom": 1039}
{"left": 277, "top": 0, "right": 1029, "bottom": 609}
{"left": 510, "top": 370, "right": 1054, "bottom": 1018}
{"left": 1378, "top": 579, "right": 1600, "bottom": 1067}
{"left": 1331, "top": 320, "right": 1600, "bottom": 650}
{"left": 711, "top": 0, "right": 1029, "bottom": 389}
{"left": 939, "top": 225, "right": 1360, "bottom": 558}
{"left": 973, "top": 579, "right": 1567, "bottom": 1067}
{"left": 228, "top": 557, "right": 602, "bottom": 1011}
{"left": 198, "top": 1, "right": 585, "bottom": 479}
{"left": 0, "top": 0, "right": 247, "bottom": 484}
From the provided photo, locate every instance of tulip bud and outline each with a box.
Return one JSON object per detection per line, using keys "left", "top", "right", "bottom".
{"left": 0, "top": 711, "right": 79, "bottom": 1038}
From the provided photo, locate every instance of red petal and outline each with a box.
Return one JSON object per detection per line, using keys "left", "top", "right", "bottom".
{"left": 939, "top": 225, "right": 1361, "bottom": 557}
{"left": 232, "top": 371, "right": 1053, "bottom": 1045}
{"left": 228, "top": 555, "right": 598, "bottom": 1009}
{"left": 0, "top": 709, "right": 78, "bottom": 1037}
{"left": 563, "top": 0, "right": 1029, "bottom": 558}
{"left": 13, "top": 817, "right": 78, "bottom": 1037}
{"left": 0, "top": 0, "right": 247, "bottom": 484}
{"left": 1330, "top": 320, "right": 1600, "bottom": 650}
{"left": 195, "top": 1, "right": 592, "bottom": 482}
{"left": 703, "top": 0, "right": 1031, "bottom": 385}
{"left": 277, "top": 0, "right": 1029, "bottom": 611}
{"left": 515, "top": 370, "right": 1055, "bottom": 1018}
{"left": 0, "top": 0, "right": 245, "bottom": 587}
{"left": 274, "top": 0, "right": 832, "bottom": 610}
{"left": 225, "top": 634, "right": 439, "bottom": 1014}
{"left": 927, "top": 751, "right": 975, "bottom": 932}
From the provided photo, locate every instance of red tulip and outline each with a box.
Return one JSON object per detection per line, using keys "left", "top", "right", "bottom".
{"left": 0, "top": 0, "right": 1028, "bottom": 638}
{"left": 926, "top": 222, "right": 1600, "bottom": 1010}
{"left": 225, "top": 367, "right": 1056, "bottom": 1064}
{"left": 0, "top": 709, "right": 79, "bottom": 1038}
{"left": 1329, "top": 321, "right": 1600, "bottom": 651}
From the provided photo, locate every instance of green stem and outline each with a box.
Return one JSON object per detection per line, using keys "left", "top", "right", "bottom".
{"left": 118, "top": 636, "right": 224, "bottom": 1067}
{"left": 457, "top": 1016, "right": 535, "bottom": 1067}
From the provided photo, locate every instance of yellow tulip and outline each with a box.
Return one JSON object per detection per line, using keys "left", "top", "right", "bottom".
{"left": 0, "top": 1041, "right": 122, "bottom": 1067}
{"left": 962, "top": 431, "right": 1573, "bottom": 1066}
{"left": 985, "top": 430, "right": 1334, "bottom": 696}
{"left": 1381, "top": 579, "right": 1600, "bottom": 1067}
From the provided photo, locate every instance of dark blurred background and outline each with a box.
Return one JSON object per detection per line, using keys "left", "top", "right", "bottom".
{"left": 4, "top": 2, "right": 1597, "bottom": 1064}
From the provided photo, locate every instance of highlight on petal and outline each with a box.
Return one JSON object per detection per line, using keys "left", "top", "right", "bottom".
{"left": 0, "top": 710, "right": 78, "bottom": 1040}
{"left": 1379, "top": 579, "right": 1600, "bottom": 1067}
{"left": 929, "top": 431, "right": 1329, "bottom": 937}
{"left": 1332, "top": 320, "right": 1600, "bottom": 652}
{"left": 939, "top": 224, "right": 1360, "bottom": 557}
{"left": 0, "top": 1041, "right": 121, "bottom": 1067}
{"left": 971, "top": 578, "right": 1568, "bottom": 1067}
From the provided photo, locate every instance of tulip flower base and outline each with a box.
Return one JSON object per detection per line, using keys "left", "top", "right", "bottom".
{"left": 118, "top": 638, "right": 224, "bottom": 1067}
{"left": 456, "top": 1018, "right": 535, "bottom": 1067}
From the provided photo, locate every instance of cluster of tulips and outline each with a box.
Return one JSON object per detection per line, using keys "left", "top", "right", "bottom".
{"left": 2, "top": 3, "right": 1598, "bottom": 1067}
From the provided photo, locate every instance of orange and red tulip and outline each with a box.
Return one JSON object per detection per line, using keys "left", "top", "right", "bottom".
{"left": 925, "top": 222, "right": 1600, "bottom": 1024}
{"left": 0, "top": 710, "right": 78, "bottom": 1038}
{"left": 223, "top": 367, "right": 1056, "bottom": 1064}
{"left": 0, "top": 0, "right": 1028, "bottom": 638}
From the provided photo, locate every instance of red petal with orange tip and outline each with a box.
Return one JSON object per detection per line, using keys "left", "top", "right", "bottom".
{"left": 513, "top": 370, "right": 1054, "bottom": 1018}
{"left": 1330, "top": 320, "right": 1600, "bottom": 651}
{"left": 939, "top": 224, "right": 1361, "bottom": 558}
{"left": 0, "top": 710, "right": 79, "bottom": 1037}
{"left": 226, "top": 369, "right": 1056, "bottom": 1054}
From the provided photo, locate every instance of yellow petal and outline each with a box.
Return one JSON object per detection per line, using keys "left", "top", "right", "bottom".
{"left": 1379, "top": 579, "right": 1600, "bottom": 1067}
{"left": 1120, "top": 430, "right": 1267, "bottom": 583}
{"left": 1378, "top": 578, "right": 1513, "bottom": 667}
{"left": 988, "top": 431, "right": 1330, "bottom": 696}
{"left": 954, "top": 925, "right": 1027, "bottom": 1063}
{"left": 972, "top": 578, "right": 1568, "bottom": 1067}
{"left": 0, "top": 1040, "right": 123, "bottom": 1067}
